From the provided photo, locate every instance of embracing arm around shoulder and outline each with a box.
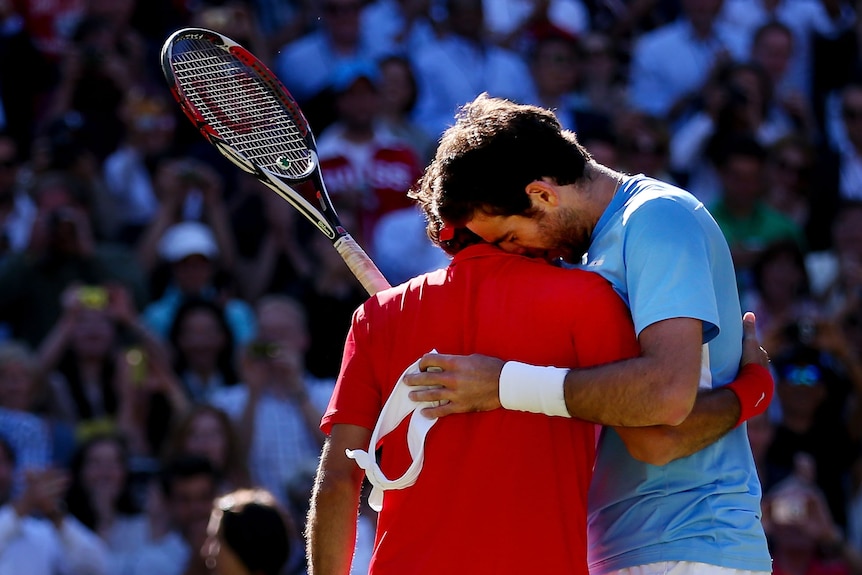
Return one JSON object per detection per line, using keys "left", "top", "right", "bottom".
{"left": 613, "top": 386, "right": 741, "bottom": 466}
{"left": 562, "top": 316, "right": 703, "bottom": 427}
{"left": 615, "top": 313, "right": 774, "bottom": 466}
{"left": 306, "top": 424, "right": 372, "bottom": 575}
{"left": 405, "top": 317, "right": 701, "bottom": 425}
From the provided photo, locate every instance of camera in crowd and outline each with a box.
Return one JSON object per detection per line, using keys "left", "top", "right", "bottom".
{"left": 248, "top": 341, "right": 282, "bottom": 360}
{"left": 77, "top": 285, "right": 108, "bottom": 310}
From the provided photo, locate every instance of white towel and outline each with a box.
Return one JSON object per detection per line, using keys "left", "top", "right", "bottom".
{"left": 346, "top": 352, "right": 442, "bottom": 512}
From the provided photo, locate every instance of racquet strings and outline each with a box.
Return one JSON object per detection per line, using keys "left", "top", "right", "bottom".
{"left": 169, "top": 36, "right": 312, "bottom": 179}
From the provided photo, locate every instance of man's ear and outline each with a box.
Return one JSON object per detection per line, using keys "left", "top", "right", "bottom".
{"left": 525, "top": 180, "right": 560, "bottom": 207}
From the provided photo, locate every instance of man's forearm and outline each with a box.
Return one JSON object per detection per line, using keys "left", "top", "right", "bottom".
{"left": 562, "top": 354, "right": 699, "bottom": 427}
{"left": 307, "top": 440, "right": 366, "bottom": 575}
{"left": 613, "top": 387, "right": 740, "bottom": 465}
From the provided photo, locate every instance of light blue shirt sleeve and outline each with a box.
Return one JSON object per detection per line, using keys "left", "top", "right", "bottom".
{"left": 622, "top": 196, "right": 720, "bottom": 342}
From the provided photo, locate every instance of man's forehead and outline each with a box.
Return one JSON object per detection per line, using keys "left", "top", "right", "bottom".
{"left": 465, "top": 213, "right": 511, "bottom": 244}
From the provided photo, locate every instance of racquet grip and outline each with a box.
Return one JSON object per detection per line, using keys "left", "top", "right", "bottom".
{"left": 334, "top": 235, "right": 391, "bottom": 295}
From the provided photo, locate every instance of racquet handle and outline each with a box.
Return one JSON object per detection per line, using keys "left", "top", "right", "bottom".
{"left": 334, "top": 235, "right": 392, "bottom": 295}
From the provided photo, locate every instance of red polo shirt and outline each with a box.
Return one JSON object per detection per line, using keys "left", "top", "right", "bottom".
{"left": 323, "top": 244, "right": 640, "bottom": 575}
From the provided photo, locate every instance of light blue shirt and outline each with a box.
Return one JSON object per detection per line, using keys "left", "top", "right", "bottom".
{"left": 627, "top": 19, "right": 747, "bottom": 119}
{"left": 273, "top": 29, "right": 390, "bottom": 104}
{"left": 720, "top": 0, "right": 856, "bottom": 99}
{"left": 409, "top": 34, "right": 538, "bottom": 141}
{"left": 580, "top": 175, "right": 771, "bottom": 573}
{"left": 140, "top": 285, "right": 257, "bottom": 346}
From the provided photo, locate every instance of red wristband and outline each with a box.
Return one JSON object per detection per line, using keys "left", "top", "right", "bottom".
{"left": 726, "top": 364, "right": 774, "bottom": 428}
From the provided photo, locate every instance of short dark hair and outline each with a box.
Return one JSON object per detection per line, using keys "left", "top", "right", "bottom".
{"left": 215, "top": 488, "right": 292, "bottom": 575}
{"left": 159, "top": 454, "right": 220, "bottom": 498}
{"left": 752, "top": 19, "right": 794, "bottom": 50}
{"left": 409, "top": 93, "right": 592, "bottom": 253}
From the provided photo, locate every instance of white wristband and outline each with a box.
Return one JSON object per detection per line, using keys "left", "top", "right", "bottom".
{"left": 498, "top": 361, "right": 570, "bottom": 417}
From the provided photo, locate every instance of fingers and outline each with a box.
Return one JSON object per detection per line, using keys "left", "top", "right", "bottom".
{"left": 417, "top": 402, "right": 460, "bottom": 419}
{"left": 416, "top": 352, "right": 448, "bottom": 373}
{"left": 741, "top": 311, "right": 770, "bottom": 368}
{"left": 742, "top": 311, "right": 756, "bottom": 337}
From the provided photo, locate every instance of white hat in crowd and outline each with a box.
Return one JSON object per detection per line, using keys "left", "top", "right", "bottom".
{"left": 158, "top": 221, "right": 220, "bottom": 262}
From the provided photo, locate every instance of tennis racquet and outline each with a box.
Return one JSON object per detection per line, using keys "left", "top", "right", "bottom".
{"left": 160, "top": 27, "right": 391, "bottom": 295}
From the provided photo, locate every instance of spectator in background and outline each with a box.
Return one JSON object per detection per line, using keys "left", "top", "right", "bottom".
{"left": 315, "top": 58, "right": 424, "bottom": 244}
{"left": 188, "top": 0, "right": 271, "bottom": 65}
{"left": 766, "top": 344, "right": 862, "bottom": 528}
{"left": 0, "top": 407, "right": 51, "bottom": 498}
{"left": 742, "top": 239, "right": 823, "bottom": 360}
{"left": 815, "top": 82, "right": 862, "bottom": 251}
{"left": 719, "top": 0, "right": 856, "bottom": 102}
{"left": 372, "top": 202, "right": 451, "bottom": 287}
{"left": 162, "top": 404, "right": 250, "bottom": 494}
{"left": 806, "top": 199, "right": 862, "bottom": 319}
{"left": 166, "top": 296, "right": 240, "bottom": 404}
{"left": 748, "top": 19, "right": 818, "bottom": 140}
{"left": 230, "top": 174, "right": 313, "bottom": 302}
{"left": 377, "top": 54, "right": 436, "bottom": 164}
{"left": 139, "top": 220, "right": 255, "bottom": 347}
{"left": 40, "top": 12, "right": 146, "bottom": 162}
{"left": 626, "top": 0, "right": 747, "bottom": 124}
{"left": 615, "top": 111, "right": 677, "bottom": 184}
{"left": 0, "top": 339, "right": 76, "bottom": 467}
{"left": 109, "top": 455, "right": 220, "bottom": 575}
{"left": 201, "top": 487, "right": 297, "bottom": 575}
{"left": 101, "top": 89, "right": 179, "bottom": 246}
{"left": 37, "top": 283, "right": 168, "bottom": 443}
{"left": 25, "top": 114, "right": 119, "bottom": 244}
{"left": 763, "top": 454, "right": 862, "bottom": 575}
{"left": 524, "top": 25, "right": 583, "bottom": 131}
{"left": 0, "top": 436, "right": 110, "bottom": 575}
{"left": 671, "top": 60, "right": 800, "bottom": 207}
{"left": 63, "top": 432, "right": 150, "bottom": 552}
{"left": 409, "top": 0, "right": 538, "bottom": 141}
{"left": 0, "top": 170, "right": 149, "bottom": 348}
{"left": 708, "top": 135, "right": 805, "bottom": 289}
{"left": 481, "top": 0, "right": 590, "bottom": 49}
{"left": 763, "top": 133, "right": 817, "bottom": 238}
{"left": 247, "top": 0, "right": 315, "bottom": 57}
{"left": 362, "top": 0, "right": 442, "bottom": 56}
{"left": 135, "top": 156, "right": 238, "bottom": 278}
{"left": 209, "top": 295, "right": 333, "bottom": 513}
{"left": 273, "top": 0, "right": 390, "bottom": 113}
{"left": 572, "top": 31, "right": 629, "bottom": 120}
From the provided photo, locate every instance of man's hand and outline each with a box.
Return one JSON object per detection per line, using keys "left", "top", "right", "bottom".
{"left": 741, "top": 311, "right": 769, "bottom": 369}
{"left": 15, "top": 468, "right": 70, "bottom": 527}
{"left": 403, "top": 353, "right": 504, "bottom": 417}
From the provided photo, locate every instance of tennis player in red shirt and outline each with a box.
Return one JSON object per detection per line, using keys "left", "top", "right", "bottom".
{"left": 306, "top": 242, "right": 640, "bottom": 575}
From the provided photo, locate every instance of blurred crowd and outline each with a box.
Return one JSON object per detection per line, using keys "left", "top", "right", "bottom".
{"left": 0, "top": 0, "right": 861, "bottom": 573}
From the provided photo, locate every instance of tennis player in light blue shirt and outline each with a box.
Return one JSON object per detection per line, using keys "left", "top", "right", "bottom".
{"left": 583, "top": 175, "right": 771, "bottom": 574}
{"left": 402, "top": 93, "right": 774, "bottom": 575}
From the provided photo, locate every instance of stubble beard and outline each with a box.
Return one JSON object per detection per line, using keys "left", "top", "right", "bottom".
{"left": 538, "top": 206, "right": 590, "bottom": 264}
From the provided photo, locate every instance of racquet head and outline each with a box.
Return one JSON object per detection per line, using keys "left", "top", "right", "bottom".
{"left": 160, "top": 27, "right": 342, "bottom": 239}
{"left": 160, "top": 27, "right": 391, "bottom": 296}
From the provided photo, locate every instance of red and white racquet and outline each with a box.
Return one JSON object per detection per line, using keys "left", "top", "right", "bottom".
{"left": 160, "top": 27, "right": 391, "bottom": 295}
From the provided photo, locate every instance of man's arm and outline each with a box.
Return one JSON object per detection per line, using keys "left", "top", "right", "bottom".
{"left": 404, "top": 316, "right": 702, "bottom": 427}
{"left": 613, "top": 387, "right": 739, "bottom": 465}
{"left": 613, "top": 312, "right": 771, "bottom": 465}
{"left": 405, "top": 313, "right": 772, "bottom": 450}
{"left": 306, "top": 424, "right": 372, "bottom": 575}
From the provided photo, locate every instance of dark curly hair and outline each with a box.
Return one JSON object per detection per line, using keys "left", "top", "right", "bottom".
{"left": 408, "top": 93, "right": 592, "bottom": 255}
